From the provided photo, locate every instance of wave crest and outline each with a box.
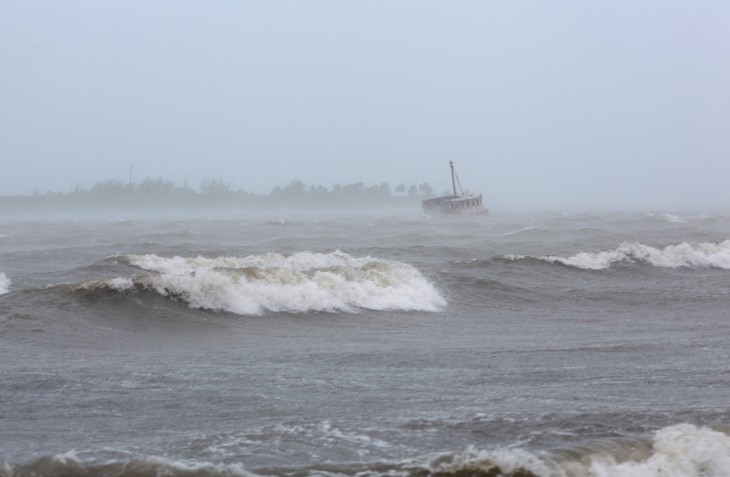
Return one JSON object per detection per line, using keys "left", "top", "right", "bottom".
{"left": 506, "top": 240, "right": 730, "bottom": 270}
{"left": 80, "top": 251, "right": 446, "bottom": 315}
{"left": 3, "top": 451, "right": 258, "bottom": 477}
{"left": 587, "top": 423, "right": 730, "bottom": 477}
{"left": 402, "top": 424, "right": 730, "bottom": 477}
{"left": 2, "top": 424, "right": 728, "bottom": 477}
{"left": 0, "top": 273, "right": 10, "bottom": 295}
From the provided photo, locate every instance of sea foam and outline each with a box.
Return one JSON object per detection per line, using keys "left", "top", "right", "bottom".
{"left": 0, "top": 273, "right": 10, "bottom": 295}
{"left": 100, "top": 251, "right": 446, "bottom": 315}
{"left": 4, "top": 451, "right": 258, "bottom": 477}
{"left": 3, "top": 424, "right": 729, "bottom": 477}
{"left": 507, "top": 240, "right": 730, "bottom": 270}
{"left": 406, "top": 424, "right": 730, "bottom": 477}
{"left": 588, "top": 424, "right": 730, "bottom": 477}
{"left": 647, "top": 212, "right": 686, "bottom": 224}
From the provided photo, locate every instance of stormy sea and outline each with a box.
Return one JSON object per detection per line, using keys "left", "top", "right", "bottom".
{"left": 1, "top": 210, "right": 730, "bottom": 477}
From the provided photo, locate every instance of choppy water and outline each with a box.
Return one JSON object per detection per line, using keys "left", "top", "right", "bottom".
{"left": 1, "top": 211, "right": 730, "bottom": 477}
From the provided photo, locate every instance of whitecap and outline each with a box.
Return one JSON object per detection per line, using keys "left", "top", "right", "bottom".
{"left": 500, "top": 226, "right": 550, "bottom": 237}
{"left": 647, "top": 213, "right": 686, "bottom": 224}
{"left": 589, "top": 424, "right": 730, "bottom": 477}
{"left": 509, "top": 240, "right": 730, "bottom": 271}
{"left": 95, "top": 251, "right": 446, "bottom": 315}
{"left": 405, "top": 424, "right": 730, "bottom": 477}
{"left": 0, "top": 273, "right": 10, "bottom": 295}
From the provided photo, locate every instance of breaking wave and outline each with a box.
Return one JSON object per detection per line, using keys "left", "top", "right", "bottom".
{"left": 585, "top": 423, "right": 730, "bottom": 477}
{"left": 646, "top": 213, "right": 686, "bottom": 224}
{"left": 0, "top": 273, "right": 10, "bottom": 295}
{"left": 0, "top": 451, "right": 258, "bottom": 477}
{"left": 506, "top": 240, "right": 730, "bottom": 271}
{"left": 405, "top": 424, "right": 730, "bottom": 477}
{"left": 2, "top": 424, "right": 729, "bottom": 477}
{"left": 77, "top": 251, "right": 446, "bottom": 315}
{"left": 500, "top": 226, "right": 552, "bottom": 237}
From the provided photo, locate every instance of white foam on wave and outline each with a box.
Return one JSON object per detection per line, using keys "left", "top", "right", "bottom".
{"left": 12, "top": 451, "right": 259, "bottom": 477}
{"left": 507, "top": 240, "right": 730, "bottom": 270}
{"left": 410, "top": 446, "right": 549, "bottom": 476}
{"left": 501, "top": 226, "right": 551, "bottom": 237}
{"left": 410, "top": 424, "right": 730, "bottom": 477}
{"left": 6, "top": 424, "right": 729, "bottom": 477}
{"left": 589, "top": 424, "right": 730, "bottom": 477}
{"left": 647, "top": 213, "right": 686, "bottom": 224}
{"left": 0, "top": 273, "right": 10, "bottom": 295}
{"left": 102, "top": 251, "right": 446, "bottom": 315}
{"left": 115, "top": 455, "right": 257, "bottom": 477}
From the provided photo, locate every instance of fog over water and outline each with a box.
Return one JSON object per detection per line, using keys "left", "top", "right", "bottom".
{"left": 2, "top": 1, "right": 729, "bottom": 212}
{"left": 4, "top": 6, "right": 730, "bottom": 476}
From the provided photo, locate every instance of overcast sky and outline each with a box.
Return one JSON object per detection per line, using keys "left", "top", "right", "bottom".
{"left": 2, "top": 1, "right": 729, "bottom": 211}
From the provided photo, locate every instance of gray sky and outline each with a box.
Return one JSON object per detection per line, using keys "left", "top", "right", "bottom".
{"left": 2, "top": 1, "right": 729, "bottom": 211}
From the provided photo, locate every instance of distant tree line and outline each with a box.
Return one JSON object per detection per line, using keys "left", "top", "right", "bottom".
{"left": 0, "top": 178, "right": 437, "bottom": 212}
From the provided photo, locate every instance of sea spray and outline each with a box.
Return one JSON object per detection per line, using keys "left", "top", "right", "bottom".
{"left": 11, "top": 424, "right": 725, "bottom": 477}
{"left": 588, "top": 424, "right": 730, "bottom": 477}
{"left": 5, "top": 213, "right": 730, "bottom": 477}
{"left": 506, "top": 240, "right": 730, "bottom": 270}
{"left": 88, "top": 251, "right": 446, "bottom": 315}
{"left": 0, "top": 273, "right": 10, "bottom": 295}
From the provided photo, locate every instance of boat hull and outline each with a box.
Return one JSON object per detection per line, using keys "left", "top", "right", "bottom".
{"left": 422, "top": 194, "right": 488, "bottom": 216}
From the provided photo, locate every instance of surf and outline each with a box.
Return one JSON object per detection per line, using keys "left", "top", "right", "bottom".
{"left": 78, "top": 251, "right": 446, "bottom": 315}
{"left": 505, "top": 240, "right": 730, "bottom": 271}
{"left": 0, "top": 273, "right": 10, "bottom": 295}
{"left": 3, "top": 424, "right": 728, "bottom": 477}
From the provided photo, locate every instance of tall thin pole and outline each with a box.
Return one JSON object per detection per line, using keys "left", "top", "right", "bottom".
{"left": 128, "top": 163, "right": 133, "bottom": 192}
{"left": 450, "top": 161, "right": 457, "bottom": 196}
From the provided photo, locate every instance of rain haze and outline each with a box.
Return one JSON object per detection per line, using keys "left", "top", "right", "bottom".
{"left": 2, "top": 1, "right": 729, "bottom": 212}
{"left": 7, "top": 3, "right": 730, "bottom": 476}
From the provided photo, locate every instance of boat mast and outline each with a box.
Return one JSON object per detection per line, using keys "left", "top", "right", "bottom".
{"left": 450, "top": 161, "right": 457, "bottom": 196}
{"left": 450, "top": 161, "right": 464, "bottom": 196}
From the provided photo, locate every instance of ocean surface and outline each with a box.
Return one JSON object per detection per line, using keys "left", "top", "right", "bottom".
{"left": 1, "top": 210, "right": 730, "bottom": 477}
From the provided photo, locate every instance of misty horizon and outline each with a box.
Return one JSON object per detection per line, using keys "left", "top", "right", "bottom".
{"left": 0, "top": 176, "right": 445, "bottom": 220}
{"left": 1, "top": 174, "right": 727, "bottom": 217}
{"left": 3, "top": 2, "right": 729, "bottom": 212}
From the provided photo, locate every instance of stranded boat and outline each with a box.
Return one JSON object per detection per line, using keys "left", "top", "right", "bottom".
{"left": 421, "top": 161, "right": 488, "bottom": 216}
